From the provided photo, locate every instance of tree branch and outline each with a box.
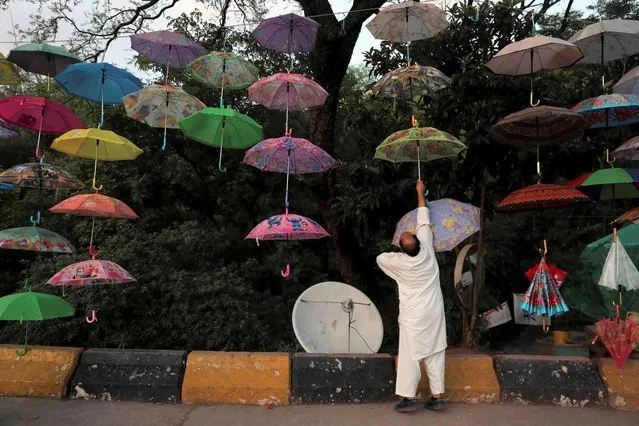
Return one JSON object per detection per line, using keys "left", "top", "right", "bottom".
{"left": 560, "top": 0, "right": 575, "bottom": 32}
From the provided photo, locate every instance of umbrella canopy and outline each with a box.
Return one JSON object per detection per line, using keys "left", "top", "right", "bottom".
{"left": 368, "top": 64, "right": 451, "bottom": 98}
{"left": 614, "top": 65, "right": 639, "bottom": 95}
{"left": 48, "top": 259, "right": 136, "bottom": 287}
{"left": 593, "top": 313, "right": 639, "bottom": 369}
{"left": 616, "top": 207, "right": 639, "bottom": 225}
{"left": 0, "top": 226, "right": 74, "bottom": 253}
{"left": 612, "top": 136, "right": 639, "bottom": 163}
{"left": 597, "top": 236, "right": 639, "bottom": 293}
{"left": 188, "top": 51, "right": 259, "bottom": 90}
{"left": 525, "top": 263, "right": 567, "bottom": 287}
{"left": 248, "top": 72, "right": 328, "bottom": 111}
{"left": 252, "top": 13, "right": 320, "bottom": 54}
{"left": 568, "top": 19, "right": 639, "bottom": 64}
{"left": 7, "top": 43, "right": 82, "bottom": 76}
{"left": 51, "top": 128, "right": 143, "bottom": 161}
{"left": 54, "top": 62, "right": 143, "bottom": 104}
{"left": 571, "top": 168, "right": 639, "bottom": 201}
{"left": 50, "top": 193, "right": 138, "bottom": 219}
{"left": 0, "top": 183, "right": 15, "bottom": 191}
{"left": 496, "top": 183, "right": 590, "bottom": 212}
{"left": 572, "top": 94, "right": 639, "bottom": 129}
{"left": 0, "top": 119, "right": 19, "bottom": 139}
{"left": 0, "top": 163, "right": 85, "bottom": 190}
{"left": 243, "top": 136, "right": 335, "bottom": 174}
{"left": 130, "top": 30, "right": 207, "bottom": 69}
{"left": 490, "top": 106, "right": 588, "bottom": 148}
{"left": 0, "top": 290, "right": 74, "bottom": 321}
{"left": 520, "top": 257, "right": 569, "bottom": 320}
{"left": 392, "top": 199, "right": 480, "bottom": 252}
{"left": 123, "top": 84, "right": 206, "bottom": 150}
{"left": 366, "top": 1, "right": 447, "bottom": 43}
{"left": 0, "top": 96, "right": 86, "bottom": 134}
{"left": 0, "top": 53, "right": 21, "bottom": 85}
{"left": 246, "top": 211, "right": 330, "bottom": 241}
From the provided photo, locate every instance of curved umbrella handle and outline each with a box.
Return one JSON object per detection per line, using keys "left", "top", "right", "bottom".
{"left": 530, "top": 89, "right": 540, "bottom": 107}
{"left": 162, "top": 134, "right": 167, "bottom": 151}
{"left": 85, "top": 310, "right": 97, "bottom": 324}
{"left": 470, "top": 9, "right": 480, "bottom": 22}
{"left": 35, "top": 145, "right": 45, "bottom": 161}
{"left": 281, "top": 264, "right": 290, "bottom": 278}
{"left": 30, "top": 211, "right": 41, "bottom": 226}
{"left": 92, "top": 176, "right": 103, "bottom": 193}
{"left": 218, "top": 149, "right": 227, "bottom": 173}
{"left": 411, "top": 115, "right": 418, "bottom": 127}
{"left": 89, "top": 243, "right": 101, "bottom": 259}
{"left": 542, "top": 316, "right": 549, "bottom": 333}
{"left": 16, "top": 344, "right": 28, "bottom": 357}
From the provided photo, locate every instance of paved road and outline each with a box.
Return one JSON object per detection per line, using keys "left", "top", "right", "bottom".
{"left": 0, "top": 398, "right": 637, "bottom": 426}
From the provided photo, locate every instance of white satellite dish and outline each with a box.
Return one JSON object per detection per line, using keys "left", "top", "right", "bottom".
{"left": 292, "top": 281, "right": 384, "bottom": 354}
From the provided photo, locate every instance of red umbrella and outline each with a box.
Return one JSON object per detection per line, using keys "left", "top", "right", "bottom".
{"left": 496, "top": 183, "right": 590, "bottom": 212}
{"left": 592, "top": 304, "right": 639, "bottom": 369}
{"left": 616, "top": 206, "right": 639, "bottom": 225}
{"left": 49, "top": 193, "right": 138, "bottom": 219}
{"left": 525, "top": 263, "right": 567, "bottom": 287}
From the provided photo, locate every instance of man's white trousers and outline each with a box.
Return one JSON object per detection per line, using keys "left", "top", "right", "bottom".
{"left": 395, "top": 328, "right": 445, "bottom": 398}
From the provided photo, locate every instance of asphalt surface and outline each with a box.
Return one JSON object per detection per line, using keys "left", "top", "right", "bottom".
{"left": 0, "top": 398, "right": 638, "bottom": 426}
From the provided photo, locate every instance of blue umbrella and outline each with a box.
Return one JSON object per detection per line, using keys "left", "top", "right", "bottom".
{"left": 55, "top": 63, "right": 142, "bottom": 126}
{"left": 0, "top": 183, "right": 16, "bottom": 190}
{"left": 572, "top": 94, "right": 639, "bottom": 129}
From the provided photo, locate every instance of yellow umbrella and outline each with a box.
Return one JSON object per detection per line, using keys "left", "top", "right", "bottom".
{"left": 0, "top": 53, "right": 21, "bottom": 85}
{"left": 51, "top": 128, "right": 143, "bottom": 191}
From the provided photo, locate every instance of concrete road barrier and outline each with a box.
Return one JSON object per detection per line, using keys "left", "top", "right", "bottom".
{"left": 494, "top": 355, "right": 607, "bottom": 407}
{"left": 598, "top": 359, "right": 639, "bottom": 410}
{"left": 70, "top": 348, "right": 187, "bottom": 403}
{"left": 291, "top": 354, "right": 395, "bottom": 404}
{"left": 0, "top": 345, "right": 82, "bottom": 399}
{"left": 181, "top": 352, "right": 290, "bottom": 406}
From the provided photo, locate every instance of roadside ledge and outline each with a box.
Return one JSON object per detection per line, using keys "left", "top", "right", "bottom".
{"left": 182, "top": 352, "right": 290, "bottom": 406}
{"left": 598, "top": 359, "right": 639, "bottom": 410}
{"left": 0, "top": 345, "right": 82, "bottom": 399}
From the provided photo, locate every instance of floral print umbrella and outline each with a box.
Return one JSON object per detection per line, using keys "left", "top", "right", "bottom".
{"left": 592, "top": 304, "right": 639, "bottom": 369}
{"left": 368, "top": 64, "right": 450, "bottom": 98}
{"left": 572, "top": 94, "right": 639, "bottom": 129}
{"left": 50, "top": 193, "right": 138, "bottom": 219}
{"left": 521, "top": 257, "right": 569, "bottom": 331}
{"left": 123, "top": 84, "right": 206, "bottom": 150}
{"left": 248, "top": 72, "right": 328, "bottom": 111}
{"left": 48, "top": 259, "right": 135, "bottom": 287}
{"left": 252, "top": 13, "right": 319, "bottom": 54}
{"left": 0, "top": 162, "right": 85, "bottom": 190}
{"left": 374, "top": 126, "right": 466, "bottom": 180}
{"left": 392, "top": 199, "right": 480, "bottom": 252}
{"left": 614, "top": 65, "right": 639, "bottom": 95}
{"left": 0, "top": 53, "right": 21, "bottom": 85}
{"left": 188, "top": 51, "right": 259, "bottom": 90}
{"left": 0, "top": 118, "right": 19, "bottom": 139}
{"left": 0, "top": 226, "right": 74, "bottom": 253}
{"left": 612, "top": 136, "right": 639, "bottom": 163}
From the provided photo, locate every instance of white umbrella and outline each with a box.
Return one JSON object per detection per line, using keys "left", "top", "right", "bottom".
{"left": 597, "top": 229, "right": 639, "bottom": 304}
{"left": 614, "top": 65, "right": 639, "bottom": 95}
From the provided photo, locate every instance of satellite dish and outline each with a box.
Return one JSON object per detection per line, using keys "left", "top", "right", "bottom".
{"left": 292, "top": 281, "right": 384, "bottom": 354}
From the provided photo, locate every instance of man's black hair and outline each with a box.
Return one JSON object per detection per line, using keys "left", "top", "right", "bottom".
{"left": 399, "top": 234, "right": 421, "bottom": 257}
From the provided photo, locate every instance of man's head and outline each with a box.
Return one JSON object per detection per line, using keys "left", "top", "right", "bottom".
{"left": 399, "top": 232, "right": 420, "bottom": 257}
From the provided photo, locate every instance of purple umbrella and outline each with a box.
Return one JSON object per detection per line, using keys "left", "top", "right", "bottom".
{"left": 130, "top": 31, "right": 208, "bottom": 82}
{"left": 252, "top": 13, "right": 319, "bottom": 69}
{"left": 0, "top": 119, "right": 18, "bottom": 139}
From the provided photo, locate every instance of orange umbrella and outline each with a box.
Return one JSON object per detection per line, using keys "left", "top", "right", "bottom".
{"left": 49, "top": 193, "right": 138, "bottom": 219}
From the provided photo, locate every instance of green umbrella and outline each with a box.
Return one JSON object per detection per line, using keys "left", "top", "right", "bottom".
{"left": 0, "top": 290, "right": 74, "bottom": 356}
{"left": 179, "top": 106, "right": 263, "bottom": 172}
{"left": 574, "top": 168, "right": 639, "bottom": 201}
{"left": 7, "top": 43, "right": 82, "bottom": 77}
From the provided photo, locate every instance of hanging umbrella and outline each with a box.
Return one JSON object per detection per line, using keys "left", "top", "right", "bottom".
{"left": 572, "top": 94, "right": 639, "bottom": 129}
{"left": 0, "top": 53, "right": 21, "bottom": 85}
{"left": 48, "top": 256, "right": 136, "bottom": 323}
{"left": 50, "top": 193, "right": 138, "bottom": 219}
{"left": 368, "top": 64, "right": 451, "bottom": 98}
{"left": 243, "top": 134, "right": 336, "bottom": 209}
{"left": 568, "top": 19, "right": 639, "bottom": 88}
{"left": 374, "top": 126, "right": 466, "bottom": 180}
{"left": 123, "top": 84, "right": 206, "bottom": 150}
{"left": 525, "top": 263, "right": 567, "bottom": 287}
{"left": 188, "top": 51, "right": 259, "bottom": 90}
{"left": 366, "top": 1, "right": 447, "bottom": 64}
{"left": 592, "top": 304, "right": 639, "bottom": 369}
{"left": 392, "top": 199, "right": 480, "bottom": 252}
{"left": 597, "top": 228, "right": 639, "bottom": 304}
{"left": 612, "top": 136, "right": 639, "bottom": 163}
{"left": 179, "top": 107, "right": 263, "bottom": 171}
{"left": 246, "top": 210, "right": 330, "bottom": 277}
{"left": 0, "top": 119, "right": 19, "bottom": 139}
{"left": 0, "top": 290, "right": 74, "bottom": 355}
{"left": 616, "top": 207, "right": 639, "bottom": 225}
{"left": 130, "top": 30, "right": 207, "bottom": 82}
{"left": 7, "top": 43, "right": 82, "bottom": 77}
{"left": 55, "top": 63, "right": 143, "bottom": 127}
{"left": 0, "top": 183, "right": 15, "bottom": 191}
{"left": 571, "top": 168, "right": 639, "bottom": 201}
{"left": 0, "top": 226, "right": 74, "bottom": 253}
{"left": 0, "top": 162, "right": 84, "bottom": 190}
{"left": 496, "top": 183, "right": 590, "bottom": 212}
{"left": 614, "top": 65, "right": 639, "bottom": 95}
{"left": 520, "top": 256, "right": 569, "bottom": 331}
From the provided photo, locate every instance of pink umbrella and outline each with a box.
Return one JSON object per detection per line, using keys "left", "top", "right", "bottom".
{"left": 612, "top": 136, "right": 639, "bottom": 163}
{"left": 243, "top": 133, "right": 335, "bottom": 209}
{"left": 0, "top": 96, "right": 86, "bottom": 161}
{"left": 246, "top": 210, "right": 330, "bottom": 277}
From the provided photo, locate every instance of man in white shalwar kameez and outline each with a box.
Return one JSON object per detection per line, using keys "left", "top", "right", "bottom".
{"left": 377, "top": 180, "right": 447, "bottom": 413}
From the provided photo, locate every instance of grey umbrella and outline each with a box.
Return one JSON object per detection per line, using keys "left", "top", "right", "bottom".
{"left": 614, "top": 65, "right": 639, "bottom": 95}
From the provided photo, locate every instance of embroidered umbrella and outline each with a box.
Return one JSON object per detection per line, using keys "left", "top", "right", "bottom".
{"left": 123, "top": 84, "right": 206, "bottom": 150}
{"left": 486, "top": 36, "right": 583, "bottom": 106}
{"left": 572, "top": 94, "right": 639, "bottom": 129}
{"left": 520, "top": 256, "right": 569, "bottom": 331}
{"left": 243, "top": 134, "right": 335, "bottom": 209}
{"left": 252, "top": 13, "right": 319, "bottom": 69}
{"left": 0, "top": 163, "right": 84, "bottom": 190}
{"left": 392, "top": 199, "right": 480, "bottom": 252}
{"left": 0, "top": 226, "right": 74, "bottom": 253}
{"left": 50, "top": 193, "right": 138, "bottom": 219}
{"left": 496, "top": 183, "right": 590, "bottom": 212}
{"left": 130, "top": 30, "right": 207, "bottom": 82}
{"left": 0, "top": 289, "right": 74, "bottom": 356}
{"left": 525, "top": 263, "right": 567, "bottom": 287}
{"left": 592, "top": 304, "right": 639, "bottom": 369}
{"left": 374, "top": 126, "right": 466, "bottom": 180}
{"left": 0, "top": 53, "right": 21, "bottom": 85}
{"left": 0, "top": 119, "right": 19, "bottom": 139}
{"left": 612, "top": 136, "right": 639, "bottom": 163}
{"left": 179, "top": 106, "right": 263, "bottom": 171}
{"left": 246, "top": 210, "right": 330, "bottom": 277}
{"left": 55, "top": 62, "right": 143, "bottom": 127}
{"left": 368, "top": 64, "right": 450, "bottom": 98}
{"left": 614, "top": 65, "right": 639, "bottom": 95}
{"left": 188, "top": 51, "right": 259, "bottom": 90}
